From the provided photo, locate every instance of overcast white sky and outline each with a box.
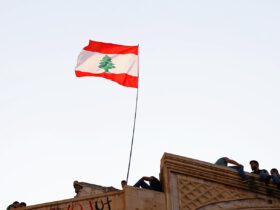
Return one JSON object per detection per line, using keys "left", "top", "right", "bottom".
{"left": 1, "top": 0, "right": 280, "bottom": 208}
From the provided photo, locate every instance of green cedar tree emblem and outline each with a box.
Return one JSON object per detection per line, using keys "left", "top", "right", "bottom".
{"left": 98, "top": 55, "right": 115, "bottom": 73}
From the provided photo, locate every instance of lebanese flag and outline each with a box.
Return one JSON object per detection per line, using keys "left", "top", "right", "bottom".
{"left": 75, "top": 40, "right": 139, "bottom": 88}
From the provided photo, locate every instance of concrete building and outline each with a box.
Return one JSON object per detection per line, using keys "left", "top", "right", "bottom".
{"left": 16, "top": 153, "right": 280, "bottom": 210}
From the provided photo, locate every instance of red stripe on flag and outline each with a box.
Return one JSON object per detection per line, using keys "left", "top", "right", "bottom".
{"left": 75, "top": 71, "right": 138, "bottom": 88}
{"left": 83, "top": 40, "right": 138, "bottom": 55}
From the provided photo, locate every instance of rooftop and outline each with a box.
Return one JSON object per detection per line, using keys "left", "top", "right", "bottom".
{"left": 16, "top": 153, "right": 280, "bottom": 210}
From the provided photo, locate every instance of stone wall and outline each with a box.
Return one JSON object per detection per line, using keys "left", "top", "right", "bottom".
{"left": 25, "top": 191, "right": 125, "bottom": 210}
{"left": 24, "top": 186, "right": 165, "bottom": 210}
{"left": 21, "top": 153, "right": 280, "bottom": 210}
{"left": 161, "top": 153, "right": 280, "bottom": 210}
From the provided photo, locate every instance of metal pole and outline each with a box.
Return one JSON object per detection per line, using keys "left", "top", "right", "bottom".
{"left": 126, "top": 45, "right": 140, "bottom": 183}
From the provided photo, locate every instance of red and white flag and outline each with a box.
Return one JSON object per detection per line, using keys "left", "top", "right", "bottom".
{"left": 75, "top": 40, "right": 139, "bottom": 88}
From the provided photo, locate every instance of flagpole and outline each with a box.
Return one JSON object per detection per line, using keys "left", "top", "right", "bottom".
{"left": 126, "top": 45, "right": 140, "bottom": 183}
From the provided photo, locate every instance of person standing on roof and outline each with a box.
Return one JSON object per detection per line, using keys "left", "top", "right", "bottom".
{"left": 215, "top": 157, "right": 248, "bottom": 181}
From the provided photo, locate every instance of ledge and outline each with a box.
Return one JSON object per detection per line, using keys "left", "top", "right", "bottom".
{"left": 161, "top": 153, "right": 280, "bottom": 198}
{"left": 24, "top": 186, "right": 165, "bottom": 210}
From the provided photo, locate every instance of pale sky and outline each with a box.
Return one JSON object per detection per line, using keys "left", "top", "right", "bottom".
{"left": 1, "top": 0, "right": 280, "bottom": 208}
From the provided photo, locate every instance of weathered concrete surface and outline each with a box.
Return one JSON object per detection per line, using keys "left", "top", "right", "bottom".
{"left": 161, "top": 153, "right": 280, "bottom": 210}
{"left": 24, "top": 187, "right": 165, "bottom": 210}
{"left": 73, "top": 181, "right": 119, "bottom": 198}
{"left": 124, "top": 187, "right": 165, "bottom": 210}
{"left": 25, "top": 190, "right": 125, "bottom": 210}
{"left": 20, "top": 153, "right": 280, "bottom": 210}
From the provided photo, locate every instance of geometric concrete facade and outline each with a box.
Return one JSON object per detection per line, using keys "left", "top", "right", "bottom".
{"left": 161, "top": 153, "right": 280, "bottom": 210}
{"left": 24, "top": 153, "right": 280, "bottom": 210}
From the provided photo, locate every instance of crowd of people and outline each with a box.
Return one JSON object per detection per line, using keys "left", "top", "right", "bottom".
{"left": 215, "top": 157, "right": 280, "bottom": 188}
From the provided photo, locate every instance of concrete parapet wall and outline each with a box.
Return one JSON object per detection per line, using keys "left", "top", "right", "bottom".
{"left": 24, "top": 186, "right": 165, "bottom": 210}
{"left": 25, "top": 191, "right": 125, "bottom": 210}
{"left": 124, "top": 186, "right": 165, "bottom": 210}
{"left": 20, "top": 153, "right": 280, "bottom": 210}
{"left": 161, "top": 153, "right": 280, "bottom": 210}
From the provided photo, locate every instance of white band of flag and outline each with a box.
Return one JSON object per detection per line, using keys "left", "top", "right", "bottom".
{"left": 75, "top": 40, "right": 139, "bottom": 88}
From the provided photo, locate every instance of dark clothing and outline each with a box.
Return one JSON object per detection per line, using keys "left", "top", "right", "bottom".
{"left": 215, "top": 157, "right": 246, "bottom": 180}
{"left": 134, "top": 179, "right": 150, "bottom": 189}
{"left": 229, "top": 165, "right": 246, "bottom": 179}
{"left": 251, "top": 169, "right": 261, "bottom": 175}
{"left": 134, "top": 176, "right": 162, "bottom": 192}
{"left": 149, "top": 176, "right": 162, "bottom": 192}
{"left": 251, "top": 169, "right": 271, "bottom": 183}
